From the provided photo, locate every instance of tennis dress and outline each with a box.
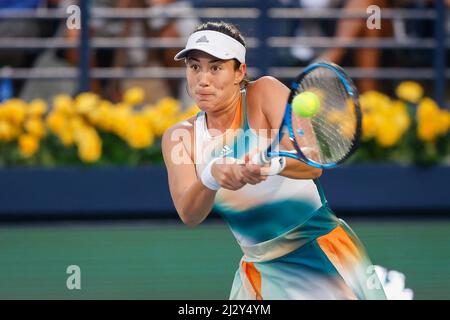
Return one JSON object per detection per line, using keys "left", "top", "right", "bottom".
{"left": 194, "top": 87, "right": 386, "bottom": 300}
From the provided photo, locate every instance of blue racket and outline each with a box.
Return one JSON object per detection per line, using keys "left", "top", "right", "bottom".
{"left": 253, "top": 61, "right": 362, "bottom": 174}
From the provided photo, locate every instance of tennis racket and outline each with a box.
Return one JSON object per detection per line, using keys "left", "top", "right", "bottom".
{"left": 253, "top": 61, "right": 362, "bottom": 175}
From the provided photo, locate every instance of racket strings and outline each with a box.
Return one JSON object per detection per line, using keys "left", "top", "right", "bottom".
{"left": 319, "top": 74, "right": 354, "bottom": 159}
{"left": 297, "top": 72, "right": 345, "bottom": 162}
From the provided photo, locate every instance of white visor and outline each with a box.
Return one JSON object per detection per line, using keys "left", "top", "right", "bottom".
{"left": 174, "top": 30, "right": 246, "bottom": 63}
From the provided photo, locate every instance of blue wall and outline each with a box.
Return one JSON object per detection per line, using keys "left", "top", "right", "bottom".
{"left": 0, "top": 165, "right": 448, "bottom": 218}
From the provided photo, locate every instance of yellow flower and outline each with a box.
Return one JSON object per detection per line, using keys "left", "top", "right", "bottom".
{"left": 417, "top": 121, "right": 438, "bottom": 142}
{"left": 361, "top": 114, "right": 377, "bottom": 141}
{"left": 53, "top": 94, "right": 75, "bottom": 115}
{"left": 0, "top": 120, "right": 20, "bottom": 142}
{"left": 116, "top": 102, "right": 133, "bottom": 109}
{"left": 28, "top": 99, "right": 48, "bottom": 117}
{"left": 417, "top": 97, "right": 439, "bottom": 121}
{"left": 126, "top": 116, "right": 154, "bottom": 149}
{"left": 3, "top": 98, "right": 26, "bottom": 125}
{"left": 0, "top": 103, "right": 5, "bottom": 120}
{"left": 416, "top": 97, "right": 450, "bottom": 138}
{"left": 78, "top": 139, "right": 100, "bottom": 160}
{"left": 360, "top": 95, "right": 411, "bottom": 146}
{"left": 74, "top": 126, "right": 102, "bottom": 162}
{"left": 87, "top": 100, "right": 113, "bottom": 127}
{"left": 436, "top": 110, "right": 450, "bottom": 135}
{"left": 58, "top": 129, "right": 74, "bottom": 147}
{"left": 111, "top": 107, "right": 132, "bottom": 138}
{"left": 46, "top": 111, "right": 75, "bottom": 146}
{"left": 376, "top": 122, "right": 402, "bottom": 147}
{"left": 142, "top": 106, "right": 171, "bottom": 137}
{"left": 360, "top": 91, "right": 391, "bottom": 114}
{"left": 24, "top": 117, "right": 46, "bottom": 139}
{"left": 72, "top": 125, "right": 92, "bottom": 144}
{"left": 0, "top": 120, "right": 9, "bottom": 141}
{"left": 75, "top": 92, "right": 99, "bottom": 115}
{"left": 156, "top": 97, "right": 180, "bottom": 117}
{"left": 123, "top": 87, "right": 145, "bottom": 105}
{"left": 69, "top": 116, "right": 87, "bottom": 132}
{"left": 46, "top": 112, "right": 67, "bottom": 134}
{"left": 18, "top": 134, "right": 39, "bottom": 157}
{"left": 396, "top": 81, "right": 424, "bottom": 103}
{"left": 86, "top": 101, "right": 114, "bottom": 132}
{"left": 78, "top": 138, "right": 102, "bottom": 163}
{"left": 391, "top": 101, "right": 411, "bottom": 134}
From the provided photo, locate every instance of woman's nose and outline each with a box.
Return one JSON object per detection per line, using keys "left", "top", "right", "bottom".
{"left": 198, "top": 72, "right": 210, "bottom": 87}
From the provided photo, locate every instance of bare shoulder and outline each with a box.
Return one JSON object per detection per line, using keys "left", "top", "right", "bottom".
{"left": 247, "top": 76, "right": 289, "bottom": 108}
{"left": 247, "top": 77, "right": 290, "bottom": 128}
{"left": 248, "top": 76, "right": 289, "bottom": 96}
{"left": 163, "top": 115, "right": 195, "bottom": 137}
{"left": 162, "top": 115, "right": 196, "bottom": 158}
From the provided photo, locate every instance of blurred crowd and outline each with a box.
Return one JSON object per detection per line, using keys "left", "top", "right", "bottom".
{"left": 0, "top": 0, "right": 200, "bottom": 105}
{"left": 0, "top": 0, "right": 448, "bottom": 167}
{"left": 0, "top": 0, "right": 449, "bottom": 105}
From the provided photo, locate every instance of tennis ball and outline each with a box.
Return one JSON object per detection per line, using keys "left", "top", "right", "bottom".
{"left": 292, "top": 91, "right": 320, "bottom": 118}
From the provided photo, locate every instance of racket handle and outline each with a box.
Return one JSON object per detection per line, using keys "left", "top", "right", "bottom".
{"left": 251, "top": 152, "right": 270, "bottom": 165}
{"left": 252, "top": 152, "right": 286, "bottom": 176}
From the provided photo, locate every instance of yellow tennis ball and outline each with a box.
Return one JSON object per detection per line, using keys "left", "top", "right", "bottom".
{"left": 292, "top": 91, "right": 320, "bottom": 118}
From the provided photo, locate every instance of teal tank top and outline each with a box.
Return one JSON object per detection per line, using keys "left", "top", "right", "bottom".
{"left": 194, "top": 87, "right": 326, "bottom": 245}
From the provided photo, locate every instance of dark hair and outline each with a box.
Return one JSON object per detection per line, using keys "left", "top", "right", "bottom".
{"left": 194, "top": 21, "right": 246, "bottom": 48}
{"left": 191, "top": 21, "right": 250, "bottom": 86}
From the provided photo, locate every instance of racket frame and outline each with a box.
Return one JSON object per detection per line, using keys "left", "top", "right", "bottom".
{"left": 263, "top": 61, "right": 362, "bottom": 169}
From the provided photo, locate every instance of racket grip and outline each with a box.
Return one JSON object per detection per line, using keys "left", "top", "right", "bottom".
{"left": 251, "top": 152, "right": 286, "bottom": 176}
{"left": 252, "top": 152, "right": 270, "bottom": 165}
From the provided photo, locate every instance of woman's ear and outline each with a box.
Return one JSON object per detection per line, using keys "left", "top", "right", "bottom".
{"left": 235, "top": 63, "right": 247, "bottom": 84}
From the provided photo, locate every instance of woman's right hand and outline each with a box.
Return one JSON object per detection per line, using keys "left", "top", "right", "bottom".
{"left": 211, "top": 158, "right": 267, "bottom": 191}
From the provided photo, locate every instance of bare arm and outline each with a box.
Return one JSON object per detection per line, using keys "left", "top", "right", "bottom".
{"left": 162, "top": 119, "right": 268, "bottom": 226}
{"left": 162, "top": 124, "right": 216, "bottom": 227}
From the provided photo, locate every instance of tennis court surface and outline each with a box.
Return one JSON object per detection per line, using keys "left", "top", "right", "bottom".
{"left": 0, "top": 218, "right": 449, "bottom": 300}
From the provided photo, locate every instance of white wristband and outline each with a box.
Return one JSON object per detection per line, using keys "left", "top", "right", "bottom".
{"left": 266, "top": 157, "right": 287, "bottom": 176}
{"left": 200, "top": 158, "right": 221, "bottom": 191}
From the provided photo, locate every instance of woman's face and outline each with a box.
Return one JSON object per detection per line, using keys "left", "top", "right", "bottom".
{"left": 185, "top": 50, "right": 246, "bottom": 112}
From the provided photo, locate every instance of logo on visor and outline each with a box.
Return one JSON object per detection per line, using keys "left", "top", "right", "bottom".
{"left": 196, "top": 36, "right": 209, "bottom": 43}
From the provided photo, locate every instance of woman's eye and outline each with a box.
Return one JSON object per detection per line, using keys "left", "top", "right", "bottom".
{"left": 211, "top": 65, "right": 221, "bottom": 72}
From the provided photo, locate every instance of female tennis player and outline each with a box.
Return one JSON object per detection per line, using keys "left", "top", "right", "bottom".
{"left": 162, "top": 21, "right": 386, "bottom": 300}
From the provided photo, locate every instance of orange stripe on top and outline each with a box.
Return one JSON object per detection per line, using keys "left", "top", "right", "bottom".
{"left": 205, "top": 94, "right": 243, "bottom": 133}
{"left": 229, "top": 94, "right": 243, "bottom": 130}
{"left": 317, "top": 225, "right": 362, "bottom": 274}
{"left": 205, "top": 95, "right": 243, "bottom": 154}
{"left": 242, "top": 261, "right": 263, "bottom": 300}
